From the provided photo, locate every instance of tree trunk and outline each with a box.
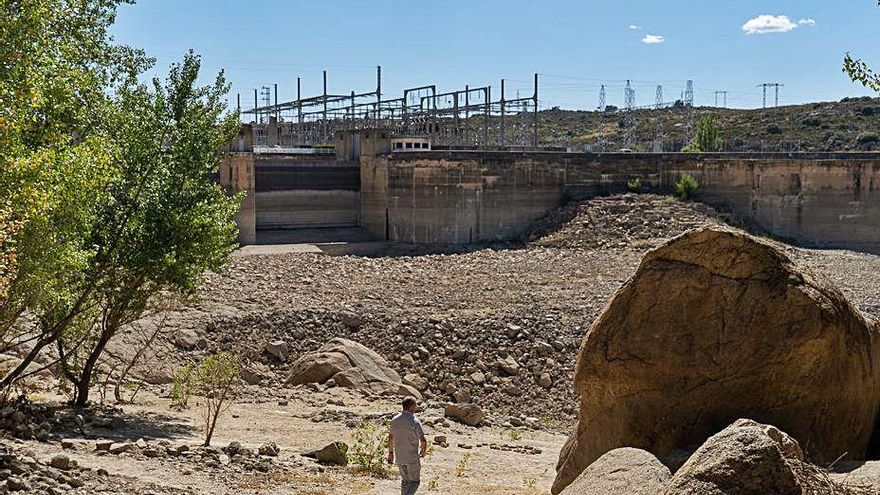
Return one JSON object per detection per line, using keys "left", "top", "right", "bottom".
{"left": 0, "top": 337, "right": 49, "bottom": 389}
{"left": 73, "top": 328, "right": 115, "bottom": 408}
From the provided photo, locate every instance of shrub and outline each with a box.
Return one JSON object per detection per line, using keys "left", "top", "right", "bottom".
{"left": 856, "top": 132, "right": 880, "bottom": 145}
{"left": 626, "top": 177, "right": 642, "bottom": 193}
{"left": 683, "top": 115, "right": 722, "bottom": 152}
{"left": 456, "top": 453, "right": 471, "bottom": 477}
{"left": 171, "top": 364, "right": 196, "bottom": 409}
{"left": 196, "top": 351, "right": 241, "bottom": 446}
{"left": 766, "top": 123, "right": 782, "bottom": 135}
{"left": 508, "top": 428, "right": 523, "bottom": 441}
{"left": 349, "top": 421, "right": 387, "bottom": 474}
{"left": 675, "top": 174, "right": 699, "bottom": 201}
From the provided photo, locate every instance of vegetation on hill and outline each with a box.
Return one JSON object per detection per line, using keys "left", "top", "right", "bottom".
{"left": 535, "top": 96, "right": 880, "bottom": 152}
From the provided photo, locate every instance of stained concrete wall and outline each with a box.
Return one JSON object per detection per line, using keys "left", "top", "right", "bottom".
{"left": 254, "top": 155, "right": 359, "bottom": 231}
{"left": 362, "top": 151, "right": 880, "bottom": 253}
{"left": 219, "top": 152, "right": 256, "bottom": 245}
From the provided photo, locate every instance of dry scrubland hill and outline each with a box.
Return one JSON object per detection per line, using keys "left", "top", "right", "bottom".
{"left": 158, "top": 195, "right": 880, "bottom": 426}
{"left": 537, "top": 96, "right": 880, "bottom": 151}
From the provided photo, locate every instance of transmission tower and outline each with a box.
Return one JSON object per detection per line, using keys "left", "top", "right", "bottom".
{"left": 598, "top": 84, "right": 606, "bottom": 111}
{"left": 655, "top": 85, "right": 663, "bottom": 109}
{"left": 714, "top": 91, "right": 728, "bottom": 108}
{"left": 623, "top": 80, "right": 635, "bottom": 149}
{"left": 624, "top": 80, "right": 635, "bottom": 110}
{"left": 758, "top": 83, "right": 784, "bottom": 108}
{"left": 684, "top": 80, "right": 694, "bottom": 107}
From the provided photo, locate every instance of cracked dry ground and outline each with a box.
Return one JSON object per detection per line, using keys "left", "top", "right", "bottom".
{"left": 8, "top": 194, "right": 880, "bottom": 494}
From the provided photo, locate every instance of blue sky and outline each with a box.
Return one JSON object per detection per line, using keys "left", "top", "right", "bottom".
{"left": 111, "top": 0, "right": 880, "bottom": 110}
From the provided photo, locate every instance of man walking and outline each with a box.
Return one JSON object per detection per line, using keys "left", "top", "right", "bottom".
{"left": 387, "top": 396, "right": 427, "bottom": 495}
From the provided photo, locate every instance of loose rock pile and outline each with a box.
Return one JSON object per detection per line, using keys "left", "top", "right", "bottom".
{"left": 527, "top": 194, "right": 724, "bottom": 250}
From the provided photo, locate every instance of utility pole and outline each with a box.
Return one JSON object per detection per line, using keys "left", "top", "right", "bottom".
{"left": 598, "top": 84, "right": 606, "bottom": 111}
{"left": 714, "top": 91, "right": 728, "bottom": 108}
{"left": 533, "top": 73, "right": 539, "bottom": 148}
{"left": 655, "top": 85, "right": 663, "bottom": 109}
{"left": 500, "top": 78, "right": 506, "bottom": 146}
{"left": 758, "top": 83, "right": 784, "bottom": 108}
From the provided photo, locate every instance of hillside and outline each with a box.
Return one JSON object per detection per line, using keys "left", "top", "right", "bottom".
{"left": 536, "top": 96, "right": 880, "bottom": 152}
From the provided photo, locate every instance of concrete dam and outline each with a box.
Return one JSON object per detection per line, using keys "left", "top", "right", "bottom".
{"left": 221, "top": 130, "right": 880, "bottom": 254}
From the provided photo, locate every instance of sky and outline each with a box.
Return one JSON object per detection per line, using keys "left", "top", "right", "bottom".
{"left": 111, "top": 0, "right": 880, "bottom": 111}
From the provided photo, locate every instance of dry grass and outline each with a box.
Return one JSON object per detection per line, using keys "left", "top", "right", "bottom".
{"left": 791, "top": 461, "right": 874, "bottom": 495}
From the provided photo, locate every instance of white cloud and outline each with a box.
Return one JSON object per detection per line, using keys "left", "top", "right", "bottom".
{"left": 742, "top": 14, "right": 798, "bottom": 34}
{"left": 798, "top": 18, "right": 816, "bottom": 26}
{"left": 629, "top": 24, "right": 642, "bottom": 30}
{"left": 641, "top": 34, "right": 665, "bottom": 44}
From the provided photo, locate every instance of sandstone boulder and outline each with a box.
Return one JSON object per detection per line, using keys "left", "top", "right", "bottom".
{"left": 303, "top": 442, "right": 348, "bottom": 466}
{"left": 553, "top": 227, "right": 880, "bottom": 494}
{"left": 663, "top": 419, "right": 802, "bottom": 495}
{"left": 444, "top": 403, "right": 485, "bottom": 426}
{"left": 560, "top": 447, "right": 670, "bottom": 495}
{"left": 286, "top": 338, "right": 421, "bottom": 399}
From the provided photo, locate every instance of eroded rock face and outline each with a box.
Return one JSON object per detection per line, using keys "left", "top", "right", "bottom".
{"left": 663, "top": 419, "right": 801, "bottom": 495}
{"left": 285, "top": 338, "right": 421, "bottom": 399}
{"left": 553, "top": 227, "right": 880, "bottom": 494}
{"left": 560, "top": 447, "right": 670, "bottom": 495}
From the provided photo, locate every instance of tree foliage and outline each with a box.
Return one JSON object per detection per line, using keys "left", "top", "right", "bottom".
{"left": 57, "top": 52, "right": 242, "bottom": 406}
{"left": 682, "top": 115, "right": 723, "bottom": 152}
{"left": 0, "top": 1, "right": 242, "bottom": 405}
{"left": 842, "top": 1, "right": 880, "bottom": 91}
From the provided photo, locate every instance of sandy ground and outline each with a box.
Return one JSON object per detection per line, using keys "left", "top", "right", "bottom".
{"left": 24, "top": 386, "right": 564, "bottom": 494}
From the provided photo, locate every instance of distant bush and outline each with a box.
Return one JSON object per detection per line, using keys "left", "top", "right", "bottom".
{"left": 675, "top": 174, "right": 699, "bottom": 201}
{"left": 857, "top": 132, "right": 880, "bottom": 145}
{"left": 626, "top": 177, "right": 642, "bottom": 193}
{"left": 860, "top": 107, "right": 875, "bottom": 116}
{"left": 766, "top": 124, "right": 782, "bottom": 134}
{"left": 683, "top": 115, "right": 722, "bottom": 152}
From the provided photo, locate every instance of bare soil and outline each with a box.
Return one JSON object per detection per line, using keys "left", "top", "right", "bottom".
{"left": 7, "top": 193, "right": 880, "bottom": 494}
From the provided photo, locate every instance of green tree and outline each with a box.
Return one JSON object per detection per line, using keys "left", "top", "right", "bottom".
{"left": 0, "top": 2, "right": 241, "bottom": 408}
{"left": 57, "top": 52, "right": 242, "bottom": 406}
{"left": 682, "top": 115, "right": 723, "bottom": 152}
{"left": 0, "top": 0, "right": 149, "bottom": 386}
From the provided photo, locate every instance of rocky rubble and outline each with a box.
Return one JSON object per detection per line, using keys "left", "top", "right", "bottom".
{"left": 527, "top": 194, "right": 725, "bottom": 250}
{"left": 0, "top": 443, "right": 193, "bottom": 494}
{"left": 148, "top": 194, "right": 880, "bottom": 430}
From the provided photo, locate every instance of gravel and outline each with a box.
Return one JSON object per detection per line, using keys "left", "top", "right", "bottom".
{"left": 157, "top": 193, "right": 880, "bottom": 425}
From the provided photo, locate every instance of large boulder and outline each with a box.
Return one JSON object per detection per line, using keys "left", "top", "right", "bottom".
{"left": 286, "top": 338, "right": 421, "bottom": 399}
{"left": 553, "top": 227, "right": 880, "bottom": 494}
{"left": 560, "top": 447, "right": 670, "bottom": 495}
{"left": 443, "top": 403, "right": 485, "bottom": 426}
{"left": 663, "top": 419, "right": 802, "bottom": 495}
